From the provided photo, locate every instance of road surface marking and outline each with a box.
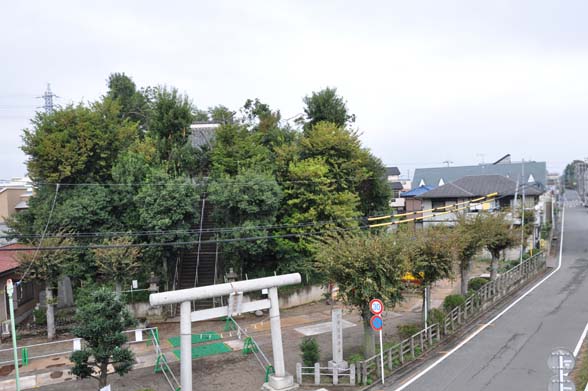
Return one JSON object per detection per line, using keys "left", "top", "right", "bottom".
{"left": 392, "top": 205, "right": 566, "bottom": 391}
{"left": 573, "top": 321, "right": 588, "bottom": 357}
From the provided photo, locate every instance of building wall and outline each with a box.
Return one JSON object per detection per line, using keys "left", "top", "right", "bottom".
{"left": 0, "top": 188, "right": 26, "bottom": 222}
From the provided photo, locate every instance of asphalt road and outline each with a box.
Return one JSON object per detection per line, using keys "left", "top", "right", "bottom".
{"left": 385, "top": 191, "right": 588, "bottom": 391}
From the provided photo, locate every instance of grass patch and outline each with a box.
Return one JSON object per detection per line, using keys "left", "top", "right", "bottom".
{"left": 573, "top": 342, "right": 588, "bottom": 390}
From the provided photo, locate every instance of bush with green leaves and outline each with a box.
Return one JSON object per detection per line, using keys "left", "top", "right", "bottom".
{"left": 428, "top": 308, "right": 446, "bottom": 326}
{"left": 397, "top": 323, "right": 422, "bottom": 340}
{"left": 299, "top": 337, "right": 320, "bottom": 367}
{"left": 70, "top": 287, "right": 136, "bottom": 389}
{"left": 468, "top": 277, "right": 490, "bottom": 292}
{"left": 443, "top": 294, "right": 466, "bottom": 313}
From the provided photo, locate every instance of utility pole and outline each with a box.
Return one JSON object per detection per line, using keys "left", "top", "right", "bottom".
{"left": 520, "top": 160, "right": 526, "bottom": 263}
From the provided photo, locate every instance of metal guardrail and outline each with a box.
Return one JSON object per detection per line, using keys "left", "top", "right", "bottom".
{"left": 0, "top": 327, "right": 159, "bottom": 367}
{"left": 356, "top": 252, "right": 546, "bottom": 385}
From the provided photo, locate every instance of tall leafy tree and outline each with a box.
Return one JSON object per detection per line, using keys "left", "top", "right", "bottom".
{"left": 208, "top": 170, "right": 282, "bottom": 275}
{"left": 314, "top": 231, "right": 408, "bottom": 357}
{"left": 70, "top": 287, "right": 136, "bottom": 389}
{"left": 22, "top": 101, "right": 138, "bottom": 184}
{"left": 17, "top": 237, "right": 75, "bottom": 340}
{"left": 479, "top": 213, "right": 518, "bottom": 280}
{"left": 303, "top": 87, "right": 355, "bottom": 130}
{"left": 400, "top": 226, "right": 454, "bottom": 323}
{"left": 453, "top": 214, "right": 485, "bottom": 295}
{"left": 93, "top": 236, "right": 141, "bottom": 295}
{"left": 106, "top": 72, "right": 149, "bottom": 128}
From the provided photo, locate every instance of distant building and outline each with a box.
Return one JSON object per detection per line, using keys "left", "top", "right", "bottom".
{"left": 189, "top": 122, "right": 221, "bottom": 149}
{"left": 0, "top": 178, "right": 32, "bottom": 245}
{"left": 386, "top": 167, "right": 410, "bottom": 211}
{"left": 401, "top": 185, "right": 436, "bottom": 222}
{"left": 412, "top": 155, "right": 547, "bottom": 189}
{"left": 416, "top": 174, "right": 544, "bottom": 228}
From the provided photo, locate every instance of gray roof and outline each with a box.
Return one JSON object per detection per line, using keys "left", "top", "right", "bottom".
{"left": 412, "top": 161, "right": 547, "bottom": 188}
{"left": 417, "top": 175, "right": 544, "bottom": 199}
{"left": 389, "top": 181, "right": 403, "bottom": 191}
{"left": 386, "top": 166, "right": 400, "bottom": 176}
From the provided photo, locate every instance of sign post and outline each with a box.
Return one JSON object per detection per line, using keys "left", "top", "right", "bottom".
{"left": 369, "top": 299, "right": 385, "bottom": 385}
{"left": 6, "top": 279, "right": 20, "bottom": 391}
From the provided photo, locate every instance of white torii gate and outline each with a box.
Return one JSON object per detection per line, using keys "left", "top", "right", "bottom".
{"left": 149, "top": 273, "right": 301, "bottom": 391}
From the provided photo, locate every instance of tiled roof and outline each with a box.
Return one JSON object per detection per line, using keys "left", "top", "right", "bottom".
{"left": 386, "top": 166, "right": 400, "bottom": 176}
{"left": 389, "top": 181, "right": 404, "bottom": 191}
{"left": 412, "top": 161, "right": 547, "bottom": 188}
{"left": 0, "top": 243, "right": 24, "bottom": 275}
{"left": 417, "top": 175, "right": 544, "bottom": 199}
{"left": 401, "top": 185, "right": 435, "bottom": 197}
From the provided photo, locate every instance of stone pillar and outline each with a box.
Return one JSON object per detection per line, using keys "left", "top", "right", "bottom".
{"left": 328, "top": 308, "right": 348, "bottom": 370}
{"left": 262, "top": 287, "right": 298, "bottom": 390}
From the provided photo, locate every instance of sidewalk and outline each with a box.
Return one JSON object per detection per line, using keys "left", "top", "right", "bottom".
{"left": 0, "top": 277, "right": 463, "bottom": 391}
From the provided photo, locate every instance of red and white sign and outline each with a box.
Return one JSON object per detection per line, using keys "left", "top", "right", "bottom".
{"left": 369, "top": 298, "right": 384, "bottom": 315}
{"left": 370, "top": 314, "right": 383, "bottom": 331}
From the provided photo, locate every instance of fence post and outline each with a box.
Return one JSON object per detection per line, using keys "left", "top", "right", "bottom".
{"left": 419, "top": 331, "right": 424, "bottom": 352}
{"left": 350, "top": 364, "right": 356, "bottom": 386}
{"left": 399, "top": 341, "right": 405, "bottom": 364}
{"left": 410, "top": 336, "right": 415, "bottom": 359}
{"left": 296, "top": 363, "right": 302, "bottom": 384}
{"left": 362, "top": 360, "right": 368, "bottom": 385}
{"left": 428, "top": 325, "right": 433, "bottom": 346}
{"left": 314, "top": 362, "right": 320, "bottom": 385}
{"left": 388, "top": 349, "right": 392, "bottom": 369}
{"left": 333, "top": 366, "right": 339, "bottom": 385}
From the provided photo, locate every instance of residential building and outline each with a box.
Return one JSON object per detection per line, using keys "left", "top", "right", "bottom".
{"left": 0, "top": 177, "right": 32, "bottom": 245}
{"left": 412, "top": 155, "right": 547, "bottom": 189}
{"left": 401, "top": 185, "right": 435, "bottom": 221}
{"left": 0, "top": 244, "right": 40, "bottom": 328}
{"left": 386, "top": 167, "right": 410, "bottom": 211}
{"left": 416, "top": 174, "right": 544, "bottom": 228}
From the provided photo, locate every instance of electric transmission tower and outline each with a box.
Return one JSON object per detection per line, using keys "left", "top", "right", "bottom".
{"left": 38, "top": 83, "right": 58, "bottom": 114}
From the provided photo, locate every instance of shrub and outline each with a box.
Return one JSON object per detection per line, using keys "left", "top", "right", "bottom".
{"left": 397, "top": 323, "right": 421, "bottom": 340}
{"left": 299, "top": 337, "right": 320, "bottom": 366}
{"left": 443, "top": 294, "right": 465, "bottom": 312}
{"left": 468, "top": 277, "right": 489, "bottom": 292}
{"left": 428, "top": 308, "right": 446, "bottom": 326}
{"left": 33, "top": 308, "right": 46, "bottom": 326}
{"left": 347, "top": 353, "right": 364, "bottom": 364}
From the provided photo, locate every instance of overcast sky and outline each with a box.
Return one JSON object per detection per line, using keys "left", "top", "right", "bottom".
{"left": 1, "top": 0, "right": 587, "bottom": 179}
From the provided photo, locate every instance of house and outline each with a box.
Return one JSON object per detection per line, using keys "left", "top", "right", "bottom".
{"left": 0, "top": 244, "right": 40, "bottom": 329}
{"left": 412, "top": 155, "right": 547, "bottom": 189}
{"left": 386, "top": 167, "right": 411, "bottom": 211}
{"left": 401, "top": 185, "right": 435, "bottom": 221}
{"left": 416, "top": 174, "right": 544, "bottom": 228}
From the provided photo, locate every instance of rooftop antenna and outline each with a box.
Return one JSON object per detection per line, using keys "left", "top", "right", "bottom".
{"left": 442, "top": 160, "right": 453, "bottom": 167}
{"left": 37, "top": 83, "right": 58, "bottom": 114}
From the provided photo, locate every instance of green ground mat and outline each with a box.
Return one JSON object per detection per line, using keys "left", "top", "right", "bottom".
{"left": 167, "top": 332, "right": 221, "bottom": 347}
{"left": 172, "top": 342, "right": 232, "bottom": 360}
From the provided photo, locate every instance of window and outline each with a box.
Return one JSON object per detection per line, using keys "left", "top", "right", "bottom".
{"left": 432, "top": 200, "right": 446, "bottom": 210}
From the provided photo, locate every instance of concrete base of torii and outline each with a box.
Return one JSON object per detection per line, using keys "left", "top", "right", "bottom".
{"left": 261, "top": 374, "right": 299, "bottom": 391}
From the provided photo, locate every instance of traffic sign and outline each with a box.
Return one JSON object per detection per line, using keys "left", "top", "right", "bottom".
{"left": 370, "top": 315, "right": 383, "bottom": 331}
{"left": 369, "top": 299, "right": 384, "bottom": 315}
{"left": 548, "top": 348, "right": 575, "bottom": 372}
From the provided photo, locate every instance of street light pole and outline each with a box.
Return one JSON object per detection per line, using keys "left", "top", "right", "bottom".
{"left": 6, "top": 279, "right": 20, "bottom": 391}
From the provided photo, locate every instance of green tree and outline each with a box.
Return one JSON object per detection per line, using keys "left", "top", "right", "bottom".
{"left": 208, "top": 105, "right": 235, "bottom": 124}
{"left": 17, "top": 237, "right": 75, "bottom": 340}
{"left": 479, "top": 213, "right": 518, "bottom": 280}
{"left": 314, "top": 231, "right": 408, "bottom": 357}
{"left": 22, "top": 102, "right": 138, "bottom": 183}
{"left": 70, "top": 287, "right": 136, "bottom": 389}
{"left": 208, "top": 170, "right": 282, "bottom": 275}
{"left": 106, "top": 72, "right": 149, "bottom": 128}
{"left": 303, "top": 87, "right": 355, "bottom": 130}
{"left": 93, "top": 237, "right": 141, "bottom": 295}
{"left": 453, "top": 214, "right": 485, "bottom": 295}
{"left": 400, "top": 226, "right": 454, "bottom": 324}
{"left": 276, "top": 157, "right": 360, "bottom": 276}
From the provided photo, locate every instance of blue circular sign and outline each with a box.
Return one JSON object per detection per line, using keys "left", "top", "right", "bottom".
{"left": 370, "top": 315, "right": 383, "bottom": 331}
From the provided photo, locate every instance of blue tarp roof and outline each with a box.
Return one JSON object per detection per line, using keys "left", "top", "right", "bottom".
{"left": 401, "top": 185, "right": 435, "bottom": 197}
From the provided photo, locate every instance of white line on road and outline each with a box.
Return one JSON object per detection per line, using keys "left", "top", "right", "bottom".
{"left": 392, "top": 205, "right": 567, "bottom": 391}
{"left": 573, "top": 321, "right": 588, "bottom": 357}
